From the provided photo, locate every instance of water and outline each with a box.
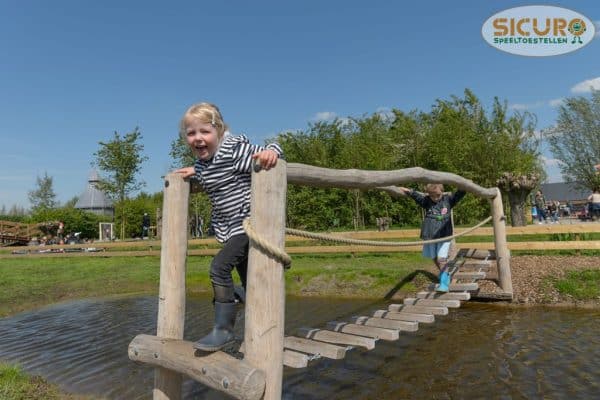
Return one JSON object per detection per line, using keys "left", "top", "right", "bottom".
{"left": 0, "top": 295, "right": 599, "bottom": 400}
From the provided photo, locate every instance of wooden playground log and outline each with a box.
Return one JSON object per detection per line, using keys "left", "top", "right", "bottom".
{"left": 283, "top": 350, "right": 310, "bottom": 369}
{"left": 297, "top": 328, "right": 376, "bottom": 350}
{"left": 283, "top": 337, "right": 347, "bottom": 359}
{"left": 351, "top": 316, "right": 418, "bottom": 332}
{"left": 129, "top": 335, "right": 265, "bottom": 400}
{"left": 244, "top": 161, "right": 287, "bottom": 400}
{"left": 457, "top": 249, "right": 496, "bottom": 260}
{"left": 388, "top": 304, "right": 448, "bottom": 315}
{"left": 490, "top": 189, "right": 513, "bottom": 297}
{"left": 154, "top": 173, "right": 190, "bottom": 400}
{"left": 403, "top": 298, "right": 461, "bottom": 308}
{"left": 424, "top": 283, "right": 479, "bottom": 292}
{"left": 287, "top": 163, "right": 498, "bottom": 198}
{"left": 326, "top": 321, "right": 399, "bottom": 341}
{"left": 371, "top": 310, "right": 435, "bottom": 324}
{"left": 416, "top": 291, "right": 471, "bottom": 301}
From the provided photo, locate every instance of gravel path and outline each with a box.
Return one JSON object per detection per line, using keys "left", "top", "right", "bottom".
{"left": 480, "top": 255, "right": 600, "bottom": 305}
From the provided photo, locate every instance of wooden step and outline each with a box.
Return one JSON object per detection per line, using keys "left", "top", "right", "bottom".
{"left": 427, "top": 283, "right": 479, "bottom": 292}
{"left": 284, "top": 337, "right": 347, "bottom": 360}
{"left": 371, "top": 310, "right": 435, "bottom": 323}
{"left": 326, "top": 321, "right": 399, "bottom": 341}
{"left": 297, "top": 327, "right": 376, "bottom": 350}
{"left": 351, "top": 316, "right": 418, "bottom": 332}
{"left": 388, "top": 304, "right": 448, "bottom": 316}
{"left": 403, "top": 298, "right": 461, "bottom": 308}
{"left": 284, "top": 350, "right": 310, "bottom": 368}
{"left": 416, "top": 291, "right": 470, "bottom": 301}
{"left": 460, "top": 260, "right": 492, "bottom": 270}
{"left": 453, "top": 271, "right": 486, "bottom": 280}
{"left": 457, "top": 249, "right": 495, "bottom": 259}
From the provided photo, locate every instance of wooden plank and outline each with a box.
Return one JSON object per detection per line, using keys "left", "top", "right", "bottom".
{"left": 453, "top": 271, "right": 486, "bottom": 280}
{"left": 470, "top": 292, "right": 513, "bottom": 301}
{"left": 283, "top": 350, "right": 309, "bottom": 369}
{"left": 371, "top": 310, "right": 435, "bottom": 323}
{"left": 403, "top": 298, "right": 461, "bottom": 308}
{"left": 326, "top": 321, "right": 399, "bottom": 341}
{"left": 129, "top": 335, "right": 265, "bottom": 400}
{"left": 427, "top": 283, "right": 479, "bottom": 292}
{"left": 297, "top": 328, "right": 376, "bottom": 350}
{"left": 283, "top": 336, "right": 346, "bottom": 360}
{"left": 416, "top": 291, "right": 470, "bottom": 301}
{"left": 456, "top": 248, "right": 496, "bottom": 259}
{"left": 388, "top": 304, "right": 448, "bottom": 316}
{"left": 351, "top": 316, "right": 418, "bottom": 332}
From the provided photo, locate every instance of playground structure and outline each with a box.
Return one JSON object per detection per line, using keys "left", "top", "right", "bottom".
{"left": 128, "top": 161, "right": 513, "bottom": 400}
{"left": 0, "top": 220, "right": 57, "bottom": 246}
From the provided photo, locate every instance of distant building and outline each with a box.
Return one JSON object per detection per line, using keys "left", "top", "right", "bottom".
{"left": 75, "top": 170, "right": 114, "bottom": 217}
{"left": 540, "top": 182, "right": 590, "bottom": 203}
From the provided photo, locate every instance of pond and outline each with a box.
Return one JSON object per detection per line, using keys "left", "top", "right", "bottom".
{"left": 0, "top": 295, "right": 598, "bottom": 399}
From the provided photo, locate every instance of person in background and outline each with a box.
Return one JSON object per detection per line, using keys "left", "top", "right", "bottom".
{"left": 398, "top": 184, "right": 466, "bottom": 292}
{"left": 534, "top": 190, "right": 548, "bottom": 224}
{"left": 588, "top": 188, "right": 600, "bottom": 221}
{"left": 142, "top": 213, "right": 150, "bottom": 239}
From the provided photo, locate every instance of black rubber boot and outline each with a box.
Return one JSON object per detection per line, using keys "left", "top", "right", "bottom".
{"left": 193, "top": 301, "right": 237, "bottom": 352}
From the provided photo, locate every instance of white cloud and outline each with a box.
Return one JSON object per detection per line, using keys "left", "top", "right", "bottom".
{"left": 509, "top": 101, "right": 545, "bottom": 111}
{"left": 311, "top": 111, "right": 337, "bottom": 122}
{"left": 571, "top": 77, "right": 600, "bottom": 93}
{"left": 548, "top": 98, "right": 564, "bottom": 107}
{"left": 376, "top": 106, "right": 395, "bottom": 121}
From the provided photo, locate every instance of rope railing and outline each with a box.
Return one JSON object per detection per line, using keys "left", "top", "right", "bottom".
{"left": 243, "top": 216, "right": 493, "bottom": 268}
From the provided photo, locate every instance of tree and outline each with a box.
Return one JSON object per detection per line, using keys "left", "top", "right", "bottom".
{"left": 547, "top": 90, "right": 600, "bottom": 190}
{"left": 28, "top": 172, "right": 57, "bottom": 211}
{"left": 497, "top": 172, "right": 539, "bottom": 226}
{"left": 93, "top": 127, "right": 148, "bottom": 239}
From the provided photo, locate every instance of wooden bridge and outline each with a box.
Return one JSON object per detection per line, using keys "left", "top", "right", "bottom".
{"left": 128, "top": 162, "right": 513, "bottom": 400}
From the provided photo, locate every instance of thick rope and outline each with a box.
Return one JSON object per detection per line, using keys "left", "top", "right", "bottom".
{"left": 285, "top": 216, "right": 493, "bottom": 246}
{"left": 243, "top": 218, "right": 292, "bottom": 268}
{"left": 243, "top": 216, "right": 493, "bottom": 268}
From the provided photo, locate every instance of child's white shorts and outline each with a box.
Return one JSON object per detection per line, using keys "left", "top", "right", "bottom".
{"left": 422, "top": 241, "right": 451, "bottom": 259}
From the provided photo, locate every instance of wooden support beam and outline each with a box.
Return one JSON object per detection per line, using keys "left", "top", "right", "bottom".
{"left": 403, "top": 298, "right": 461, "bottom": 308}
{"left": 297, "top": 328, "right": 376, "bottom": 350}
{"left": 371, "top": 310, "right": 435, "bottom": 324}
{"left": 244, "top": 162, "right": 287, "bottom": 400}
{"left": 388, "top": 304, "right": 448, "bottom": 316}
{"left": 129, "top": 335, "right": 265, "bottom": 400}
{"left": 416, "top": 291, "right": 470, "bottom": 301}
{"left": 490, "top": 189, "right": 513, "bottom": 297}
{"left": 283, "top": 337, "right": 347, "bottom": 359}
{"left": 457, "top": 249, "right": 496, "bottom": 259}
{"left": 154, "top": 174, "right": 190, "bottom": 400}
{"left": 351, "top": 316, "right": 418, "bottom": 332}
{"left": 326, "top": 321, "right": 399, "bottom": 341}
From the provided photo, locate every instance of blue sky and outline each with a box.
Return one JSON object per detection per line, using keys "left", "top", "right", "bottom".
{"left": 1, "top": 1, "right": 599, "bottom": 210}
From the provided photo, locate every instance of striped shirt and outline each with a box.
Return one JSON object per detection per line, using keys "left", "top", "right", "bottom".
{"left": 194, "top": 134, "right": 284, "bottom": 243}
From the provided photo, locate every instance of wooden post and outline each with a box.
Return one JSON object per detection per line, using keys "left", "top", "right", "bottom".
{"left": 154, "top": 173, "right": 190, "bottom": 400}
{"left": 490, "top": 188, "right": 513, "bottom": 297}
{"left": 244, "top": 161, "right": 287, "bottom": 400}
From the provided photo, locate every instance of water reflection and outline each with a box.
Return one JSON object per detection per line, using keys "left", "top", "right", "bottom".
{"left": 0, "top": 296, "right": 599, "bottom": 399}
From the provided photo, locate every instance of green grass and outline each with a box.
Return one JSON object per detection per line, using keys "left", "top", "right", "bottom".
{"left": 0, "top": 362, "right": 95, "bottom": 400}
{"left": 0, "top": 253, "right": 433, "bottom": 318}
{"left": 552, "top": 270, "right": 600, "bottom": 300}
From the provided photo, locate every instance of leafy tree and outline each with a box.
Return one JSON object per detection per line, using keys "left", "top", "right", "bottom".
{"left": 547, "top": 90, "right": 600, "bottom": 190}
{"left": 28, "top": 172, "right": 57, "bottom": 211}
{"left": 93, "top": 127, "right": 148, "bottom": 239}
{"left": 30, "top": 205, "right": 105, "bottom": 240}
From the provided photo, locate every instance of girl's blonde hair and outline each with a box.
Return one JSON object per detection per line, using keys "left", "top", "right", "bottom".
{"left": 179, "top": 102, "right": 229, "bottom": 139}
{"left": 425, "top": 183, "right": 443, "bottom": 193}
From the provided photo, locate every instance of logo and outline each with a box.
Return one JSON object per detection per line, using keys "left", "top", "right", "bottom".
{"left": 482, "top": 6, "right": 595, "bottom": 56}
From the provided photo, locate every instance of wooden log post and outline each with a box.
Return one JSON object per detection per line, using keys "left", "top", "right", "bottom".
{"left": 244, "top": 161, "right": 287, "bottom": 400}
{"left": 154, "top": 173, "right": 190, "bottom": 400}
{"left": 490, "top": 187, "right": 513, "bottom": 297}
